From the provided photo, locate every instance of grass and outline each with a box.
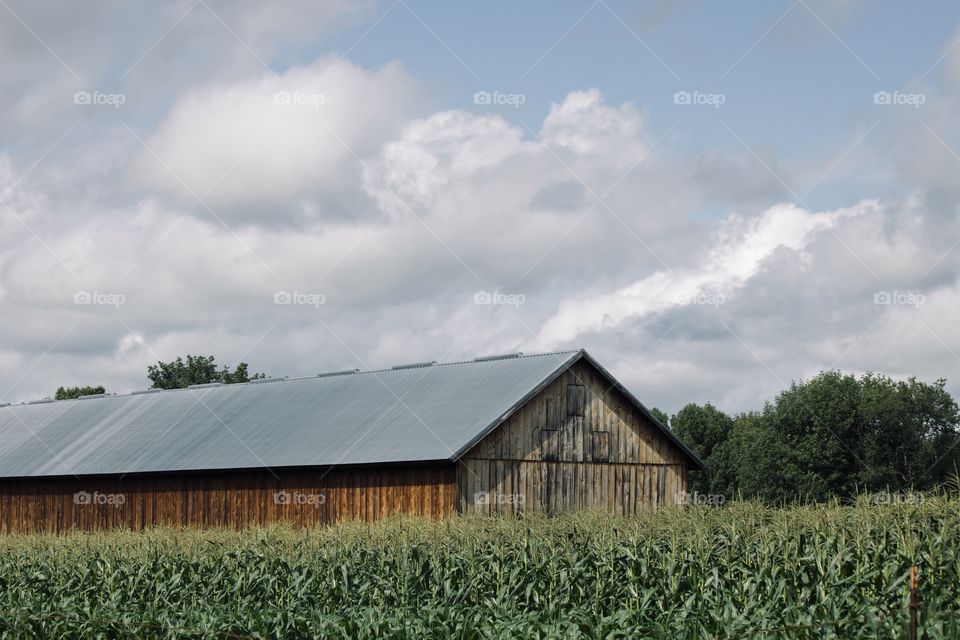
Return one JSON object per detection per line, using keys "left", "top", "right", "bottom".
{"left": 0, "top": 496, "right": 956, "bottom": 638}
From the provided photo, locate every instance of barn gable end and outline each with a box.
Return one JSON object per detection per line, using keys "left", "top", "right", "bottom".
{"left": 456, "top": 356, "right": 699, "bottom": 515}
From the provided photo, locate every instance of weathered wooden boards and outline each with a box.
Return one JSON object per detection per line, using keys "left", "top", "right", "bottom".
{"left": 0, "top": 464, "right": 456, "bottom": 533}
{"left": 459, "top": 360, "right": 689, "bottom": 515}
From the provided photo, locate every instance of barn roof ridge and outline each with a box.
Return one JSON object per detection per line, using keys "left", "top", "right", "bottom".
{"left": 288, "top": 349, "right": 580, "bottom": 381}
{"left": 10, "top": 350, "right": 582, "bottom": 405}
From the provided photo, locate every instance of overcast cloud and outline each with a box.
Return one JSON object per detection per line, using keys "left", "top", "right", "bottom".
{"left": 2, "top": 1, "right": 960, "bottom": 415}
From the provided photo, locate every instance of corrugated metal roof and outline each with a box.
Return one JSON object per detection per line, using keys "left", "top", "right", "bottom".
{"left": 0, "top": 349, "right": 705, "bottom": 478}
{"left": 0, "top": 351, "right": 581, "bottom": 478}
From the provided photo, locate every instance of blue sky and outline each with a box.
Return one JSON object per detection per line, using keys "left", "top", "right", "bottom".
{"left": 2, "top": 0, "right": 960, "bottom": 413}
{"left": 307, "top": 0, "right": 960, "bottom": 211}
{"left": 326, "top": 4, "right": 946, "bottom": 122}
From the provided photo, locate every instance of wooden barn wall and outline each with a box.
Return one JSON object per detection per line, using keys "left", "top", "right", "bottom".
{"left": 0, "top": 464, "right": 456, "bottom": 534}
{"left": 458, "top": 359, "right": 690, "bottom": 515}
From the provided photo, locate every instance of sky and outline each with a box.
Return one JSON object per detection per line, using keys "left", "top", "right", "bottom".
{"left": 2, "top": 0, "right": 960, "bottom": 414}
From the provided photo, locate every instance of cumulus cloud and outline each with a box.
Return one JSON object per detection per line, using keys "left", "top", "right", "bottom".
{"left": 540, "top": 89, "right": 646, "bottom": 157}
{"left": 366, "top": 110, "right": 530, "bottom": 218}
{"left": 535, "top": 200, "right": 878, "bottom": 347}
{"left": 131, "top": 58, "right": 422, "bottom": 225}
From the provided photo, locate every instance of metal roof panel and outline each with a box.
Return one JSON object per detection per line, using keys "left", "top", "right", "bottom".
{"left": 0, "top": 351, "right": 581, "bottom": 477}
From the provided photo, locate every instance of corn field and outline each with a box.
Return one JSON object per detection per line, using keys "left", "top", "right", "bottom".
{"left": 0, "top": 497, "right": 956, "bottom": 639}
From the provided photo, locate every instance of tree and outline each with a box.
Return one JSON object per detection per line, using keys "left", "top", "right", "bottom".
{"left": 759, "top": 371, "right": 862, "bottom": 501}
{"left": 670, "top": 403, "right": 736, "bottom": 497}
{"left": 54, "top": 385, "right": 105, "bottom": 400}
{"left": 147, "top": 355, "right": 266, "bottom": 390}
{"left": 730, "top": 371, "right": 960, "bottom": 503}
{"left": 730, "top": 410, "right": 818, "bottom": 504}
{"left": 856, "top": 374, "right": 959, "bottom": 490}
{"left": 648, "top": 406, "right": 669, "bottom": 426}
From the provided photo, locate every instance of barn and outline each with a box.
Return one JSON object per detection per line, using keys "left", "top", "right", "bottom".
{"left": 0, "top": 349, "right": 704, "bottom": 533}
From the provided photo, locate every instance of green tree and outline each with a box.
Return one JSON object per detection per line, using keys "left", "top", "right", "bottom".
{"left": 147, "top": 355, "right": 265, "bottom": 390}
{"left": 648, "top": 406, "right": 669, "bottom": 426}
{"left": 729, "top": 410, "right": 819, "bottom": 504}
{"left": 670, "top": 403, "right": 736, "bottom": 497}
{"left": 731, "top": 371, "right": 960, "bottom": 503}
{"left": 856, "top": 374, "right": 959, "bottom": 490}
{"left": 54, "top": 385, "right": 105, "bottom": 400}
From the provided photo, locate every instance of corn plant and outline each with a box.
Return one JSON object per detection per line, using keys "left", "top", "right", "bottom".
{"left": 0, "top": 496, "right": 955, "bottom": 639}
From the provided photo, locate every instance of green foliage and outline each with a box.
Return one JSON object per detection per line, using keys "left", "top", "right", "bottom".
{"left": 0, "top": 499, "right": 956, "bottom": 638}
{"left": 673, "top": 371, "right": 960, "bottom": 504}
{"left": 670, "top": 403, "right": 736, "bottom": 496}
{"left": 54, "top": 385, "right": 105, "bottom": 400}
{"left": 648, "top": 406, "right": 669, "bottom": 426}
{"left": 147, "top": 355, "right": 265, "bottom": 390}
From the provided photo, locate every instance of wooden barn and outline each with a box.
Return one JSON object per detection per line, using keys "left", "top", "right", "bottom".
{"left": 0, "top": 350, "right": 704, "bottom": 533}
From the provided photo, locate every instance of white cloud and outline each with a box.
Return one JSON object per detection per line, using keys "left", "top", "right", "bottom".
{"left": 366, "top": 110, "right": 529, "bottom": 218}
{"left": 535, "top": 200, "right": 878, "bottom": 348}
{"left": 540, "top": 88, "right": 646, "bottom": 157}
{"left": 131, "top": 58, "right": 422, "bottom": 224}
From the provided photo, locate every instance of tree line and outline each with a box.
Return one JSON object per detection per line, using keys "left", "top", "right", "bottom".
{"left": 54, "top": 355, "right": 264, "bottom": 399}
{"left": 657, "top": 370, "right": 960, "bottom": 503}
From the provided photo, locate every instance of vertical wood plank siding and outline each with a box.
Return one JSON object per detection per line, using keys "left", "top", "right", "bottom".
{"left": 0, "top": 464, "right": 456, "bottom": 534}
{"left": 459, "top": 359, "right": 691, "bottom": 515}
